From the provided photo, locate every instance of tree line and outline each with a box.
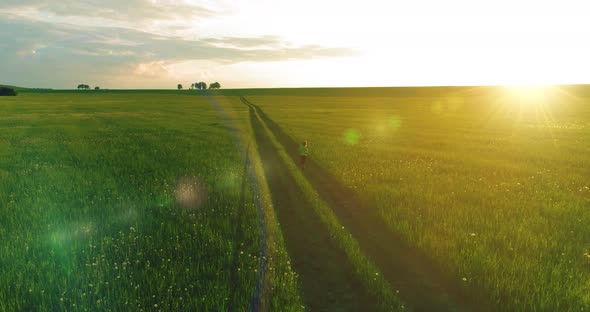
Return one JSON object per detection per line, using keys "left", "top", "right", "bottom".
{"left": 0, "top": 87, "right": 17, "bottom": 96}
{"left": 77, "top": 84, "right": 100, "bottom": 90}
{"left": 177, "top": 82, "right": 221, "bottom": 90}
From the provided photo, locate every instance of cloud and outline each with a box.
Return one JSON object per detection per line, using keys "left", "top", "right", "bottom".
{"left": 202, "top": 35, "right": 290, "bottom": 49}
{"left": 0, "top": 0, "right": 220, "bottom": 24}
{"left": 133, "top": 61, "right": 170, "bottom": 77}
{"left": 0, "top": 0, "right": 230, "bottom": 39}
{"left": 0, "top": 11, "right": 355, "bottom": 88}
{"left": 0, "top": 15, "right": 353, "bottom": 62}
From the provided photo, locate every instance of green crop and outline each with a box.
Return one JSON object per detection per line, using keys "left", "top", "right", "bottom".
{"left": 249, "top": 89, "right": 590, "bottom": 310}
{"left": 0, "top": 93, "right": 301, "bottom": 311}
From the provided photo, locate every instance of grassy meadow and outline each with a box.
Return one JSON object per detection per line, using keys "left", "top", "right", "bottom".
{"left": 2, "top": 87, "right": 589, "bottom": 311}
{"left": 249, "top": 87, "right": 590, "bottom": 310}
{"left": 0, "top": 93, "right": 301, "bottom": 311}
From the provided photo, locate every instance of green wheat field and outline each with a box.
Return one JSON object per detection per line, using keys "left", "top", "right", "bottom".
{"left": 1, "top": 87, "right": 589, "bottom": 311}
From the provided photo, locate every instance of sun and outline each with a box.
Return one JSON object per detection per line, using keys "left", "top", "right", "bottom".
{"left": 502, "top": 85, "right": 555, "bottom": 106}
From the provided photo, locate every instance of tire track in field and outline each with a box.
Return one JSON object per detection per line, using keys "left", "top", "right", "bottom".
{"left": 244, "top": 99, "right": 380, "bottom": 311}
{"left": 202, "top": 94, "right": 268, "bottom": 312}
{"left": 228, "top": 144, "right": 250, "bottom": 312}
{"left": 242, "top": 97, "right": 496, "bottom": 312}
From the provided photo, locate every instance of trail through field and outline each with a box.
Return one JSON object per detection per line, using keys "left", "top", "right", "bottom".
{"left": 228, "top": 145, "right": 250, "bottom": 312}
{"left": 246, "top": 101, "right": 380, "bottom": 311}
{"left": 242, "top": 97, "right": 494, "bottom": 312}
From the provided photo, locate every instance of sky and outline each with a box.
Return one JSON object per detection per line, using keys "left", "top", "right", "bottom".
{"left": 1, "top": 0, "right": 590, "bottom": 89}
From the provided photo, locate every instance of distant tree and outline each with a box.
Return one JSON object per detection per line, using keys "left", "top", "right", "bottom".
{"left": 190, "top": 83, "right": 195, "bottom": 90}
{"left": 209, "top": 82, "right": 221, "bottom": 89}
{"left": 177, "top": 84, "right": 183, "bottom": 90}
{"left": 0, "top": 87, "right": 17, "bottom": 96}
{"left": 77, "top": 84, "right": 90, "bottom": 90}
{"left": 94, "top": 86, "right": 100, "bottom": 90}
{"left": 193, "top": 82, "right": 210, "bottom": 90}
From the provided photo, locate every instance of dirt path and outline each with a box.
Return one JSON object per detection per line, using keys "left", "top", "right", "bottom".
{"left": 247, "top": 103, "right": 380, "bottom": 311}
{"left": 243, "top": 97, "right": 495, "bottom": 312}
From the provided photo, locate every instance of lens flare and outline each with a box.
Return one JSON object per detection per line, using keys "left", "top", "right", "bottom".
{"left": 175, "top": 177, "right": 207, "bottom": 209}
{"left": 343, "top": 128, "right": 361, "bottom": 145}
{"left": 219, "top": 169, "right": 240, "bottom": 192}
{"left": 387, "top": 116, "right": 402, "bottom": 130}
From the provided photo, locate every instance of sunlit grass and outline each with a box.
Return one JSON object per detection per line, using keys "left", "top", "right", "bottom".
{"left": 249, "top": 101, "right": 403, "bottom": 311}
{"left": 250, "top": 90, "right": 590, "bottom": 310}
{"left": 216, "top": 98, "right": 305, "bottom": 311}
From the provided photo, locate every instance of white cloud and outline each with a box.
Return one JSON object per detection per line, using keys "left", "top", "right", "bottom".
{"left": 133, "top": 61, "right": 171, "bottom": 77}
{"left": 0, "top": 9, "right": 355, "bottom": 88}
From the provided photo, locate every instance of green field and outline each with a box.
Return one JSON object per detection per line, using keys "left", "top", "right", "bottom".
{"left": 248, "top": 87, "right": 590, "bottom": 310}
{"left": 0, "top": 93, "right": 301, "bottom": 311}
{"left": 2, "top": 88, "right": 589, "bottom": 311}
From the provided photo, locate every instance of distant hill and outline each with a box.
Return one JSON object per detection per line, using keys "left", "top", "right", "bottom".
{"left": 0, "top": 84, "right": 26, "bottom": 91}
{"left": 0, "top": 84, "right": 53, "bottom": 92}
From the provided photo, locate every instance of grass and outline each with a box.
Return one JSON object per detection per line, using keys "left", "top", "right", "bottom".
{"left": 0, "top": 93, "right": 301, "bottom": 311}
{"left": 3, "top": 86, "right": 589, "bottom": 311}
{"left": 246, "top": 99, "right": 404, "bottom": 311}
{"left": 248, "top": 86, "right": 590, "bottom": 310}
{"left": 210, "top": 95, "right": 304, "bottom": 311}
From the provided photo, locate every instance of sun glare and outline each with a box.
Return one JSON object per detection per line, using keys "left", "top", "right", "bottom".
{"left": 502, "top": 85, "right": 554, "bottom": 105}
